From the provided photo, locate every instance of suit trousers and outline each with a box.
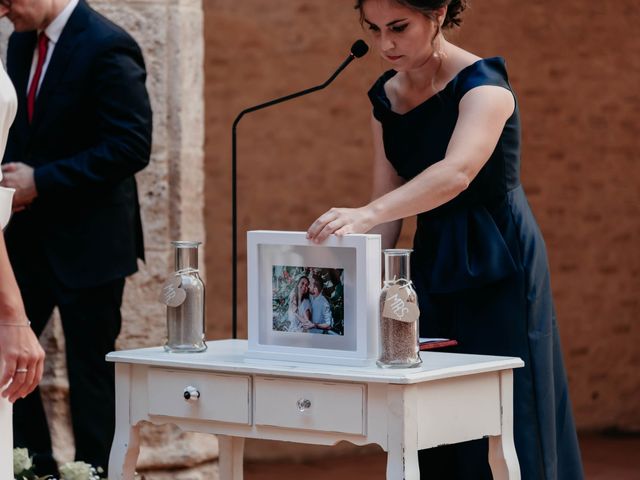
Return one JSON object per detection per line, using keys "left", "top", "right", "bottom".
{"left": 12, "top": 254, "right": 124, "bottom": 475}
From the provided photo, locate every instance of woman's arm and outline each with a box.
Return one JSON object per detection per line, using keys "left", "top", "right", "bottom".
{"left": 367, "top": 114, "right": 405, "bottom": 250}
{"left": 307, "top": 86, "right": 515, "bottom": 242}
{"left": 0, "top": 232, "right": 45, "bottom": 402}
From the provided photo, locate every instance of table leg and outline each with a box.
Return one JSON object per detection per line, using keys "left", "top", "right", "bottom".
{"left": 386, "top": 385, "right": 420, "bottom": 480}
{"left": 488, "top": 370, "right": 520, "bottom": 480}
{"left": 218, "top": 435, "right": 245, "bottom": 480}
{"left": 109, "top": 364, "right": 141, "bottom": 480}
{"left": 108, "top": 423, "right": 140, "bottom": 480}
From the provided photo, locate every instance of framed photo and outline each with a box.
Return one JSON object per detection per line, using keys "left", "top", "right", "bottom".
{"left": 246, "top": 231, "right": 381, "bottom": 366}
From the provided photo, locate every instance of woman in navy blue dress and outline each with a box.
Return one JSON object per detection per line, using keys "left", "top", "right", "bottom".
{"left": 307, "top": 0, "right": 584, "bottom": 478}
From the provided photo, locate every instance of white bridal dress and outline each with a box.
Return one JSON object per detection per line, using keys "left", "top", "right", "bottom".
{"left": 0, "top": 57, "right": 19, "bottom": 480}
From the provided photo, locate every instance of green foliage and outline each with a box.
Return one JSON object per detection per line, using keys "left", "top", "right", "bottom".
{"left": 272, "top": 265, "right": 306, "bottom": 331}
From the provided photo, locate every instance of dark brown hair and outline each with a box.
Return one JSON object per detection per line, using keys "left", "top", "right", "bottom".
{"left": 355, "top": 0, "right": 468, "bottom": 29}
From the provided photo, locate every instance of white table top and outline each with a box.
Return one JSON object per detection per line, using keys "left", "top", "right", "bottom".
{"left": 107, "top": 340, "right": 523, "bottom": 385}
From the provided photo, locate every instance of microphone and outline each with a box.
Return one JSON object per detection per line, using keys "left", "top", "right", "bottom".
{"left": 231, "top": 40, "right": 369, "bottom": 339}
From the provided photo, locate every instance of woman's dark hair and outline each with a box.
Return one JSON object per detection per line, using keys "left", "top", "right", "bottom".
{"left": 355, "top": 0, "right": 468, "bottom": 29}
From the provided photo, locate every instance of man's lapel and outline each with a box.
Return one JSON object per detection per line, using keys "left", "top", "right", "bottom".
{"left": 30, "top": 1, "right": 89, "bottom": 128}
{"left": 6, "top": 31, "right": 37, "bottom": 135}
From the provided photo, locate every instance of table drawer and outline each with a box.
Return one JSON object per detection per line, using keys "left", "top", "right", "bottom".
{"left": 148, "top": 368, "right": 250, "bottom": 424}
{"left": 254, "top": 377, "right": 366, "bottom": 435}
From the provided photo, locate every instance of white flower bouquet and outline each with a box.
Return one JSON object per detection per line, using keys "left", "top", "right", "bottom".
{"left": 13, "top": 448, "right": 105, "bottom": 480}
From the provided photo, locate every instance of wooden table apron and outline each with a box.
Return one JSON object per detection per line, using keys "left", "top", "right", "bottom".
{"left": 106, "top": 339, "right": 523, "bottom": 480}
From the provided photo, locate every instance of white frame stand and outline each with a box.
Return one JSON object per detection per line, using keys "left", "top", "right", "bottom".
{"left": 246, "top": 231, "right": 381, "bottom": 366}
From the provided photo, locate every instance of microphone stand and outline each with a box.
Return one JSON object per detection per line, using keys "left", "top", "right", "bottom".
{"left": 231, "top": 41, "right": 368, "bottom": 339}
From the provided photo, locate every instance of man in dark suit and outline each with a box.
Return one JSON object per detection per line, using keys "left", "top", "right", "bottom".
{"left": 0, "top": 0, "right": 152, "bottom": 475}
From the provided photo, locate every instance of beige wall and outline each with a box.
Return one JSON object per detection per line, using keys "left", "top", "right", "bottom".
{"left": 204, "top": 0, "right": 640, "bottom": 432}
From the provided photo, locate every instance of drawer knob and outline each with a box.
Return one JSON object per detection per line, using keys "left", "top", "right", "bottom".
{"left": 296, "top": 398, "right": 312, "bottom": 412}
{"left": 183, "top": 386, "right": 200, "bottom": 402}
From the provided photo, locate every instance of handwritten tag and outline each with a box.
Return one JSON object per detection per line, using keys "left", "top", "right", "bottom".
{"left": 160, "top": 275, "right": 187, "bottom": 307}
{"left": 382, "top": 284, "right": 420, "bottom": 323}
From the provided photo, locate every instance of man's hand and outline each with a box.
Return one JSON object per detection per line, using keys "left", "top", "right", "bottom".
{"left": 298, "top": 315, "right": 314, "bottom": 330}
{"left": 0, "top": 163, "right": 38, "bottom": 211}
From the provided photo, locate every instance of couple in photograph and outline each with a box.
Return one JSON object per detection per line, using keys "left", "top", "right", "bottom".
{"left": 287, "top": 275, "right": 335, "bottom": 334}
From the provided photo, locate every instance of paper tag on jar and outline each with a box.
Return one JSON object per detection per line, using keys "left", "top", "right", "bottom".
{"left": 160, "top": 275, "right": 187, "bottom": 307}
{"left": 382, "top": 284, "right": 420, "bottom": 323}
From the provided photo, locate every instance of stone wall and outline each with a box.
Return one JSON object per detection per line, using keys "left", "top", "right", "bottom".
{"left": 203, "top": 0, "right": 640, "bottom": 443}
{"left": 2, "top": 0, "right": 212, "bottom": 477}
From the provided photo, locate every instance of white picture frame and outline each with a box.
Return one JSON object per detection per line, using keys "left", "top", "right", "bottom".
{"left": 246, "top": 231, "right": 381, "bottom": 366}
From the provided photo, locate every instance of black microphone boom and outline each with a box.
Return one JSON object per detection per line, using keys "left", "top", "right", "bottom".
{"left": 232, "top": 40, "right": 369, "bottom": 127}
{"left": 230, "top": 40, "right": 369, "bottom": 339}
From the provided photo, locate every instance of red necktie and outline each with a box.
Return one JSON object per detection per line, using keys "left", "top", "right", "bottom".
{"left": 27, "top": 32, "right": 49, "bottom": 124}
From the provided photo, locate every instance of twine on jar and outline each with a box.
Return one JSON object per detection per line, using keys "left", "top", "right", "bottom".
{"left": 383, "top": 276, "right": 415, "bottom": 290}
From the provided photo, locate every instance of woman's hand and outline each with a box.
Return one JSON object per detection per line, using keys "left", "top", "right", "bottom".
{"left": 299, "top": 317, "right": 315, "bottom": 330}
{"left": 306, "top": 206, "right": 376, "bottom": 243}
{"left": 0, "top": 323, "right": 45, "bottom": 403}
{"left": 0, "top": 228, "right": 43, "bottom": 402}
{"left": 296, "top": 309, "right": 313, "bottom": 329}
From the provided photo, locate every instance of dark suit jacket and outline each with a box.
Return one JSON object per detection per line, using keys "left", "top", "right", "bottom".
{"left": 2, "top": 0, "right": 152, "bottom": 289}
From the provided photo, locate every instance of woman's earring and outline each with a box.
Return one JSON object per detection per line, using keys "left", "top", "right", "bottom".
{"left": 433, "top": 31, "right": 446, "bottom": 60}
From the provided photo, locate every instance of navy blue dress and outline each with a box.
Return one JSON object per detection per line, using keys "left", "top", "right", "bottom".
{"left": 368, "top": 57, "right": 584, "bottom": 479}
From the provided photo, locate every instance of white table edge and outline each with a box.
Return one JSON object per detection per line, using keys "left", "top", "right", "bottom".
{"left": 106, "top": 339, "right": 524, "bottom": 385}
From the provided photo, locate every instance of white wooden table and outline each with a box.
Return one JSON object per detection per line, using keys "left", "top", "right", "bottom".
{"left": 107, "top": 339, "right": 523, "bottom": 480}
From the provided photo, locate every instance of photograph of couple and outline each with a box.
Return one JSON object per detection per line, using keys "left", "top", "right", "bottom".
{"left": 272, "top": 266, "right": 344, "bottom": 336}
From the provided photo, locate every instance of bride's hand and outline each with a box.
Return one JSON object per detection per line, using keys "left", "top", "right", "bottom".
{"left": 306, "top": 206, "right": 376, "bottom": 243}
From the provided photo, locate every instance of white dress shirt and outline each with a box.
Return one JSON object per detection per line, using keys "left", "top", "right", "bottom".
{"left": 0, "top": 59, "right": 18, "bottom": 229}
{"left": 27, "top": 0, "right": 79, "bottom": 95}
